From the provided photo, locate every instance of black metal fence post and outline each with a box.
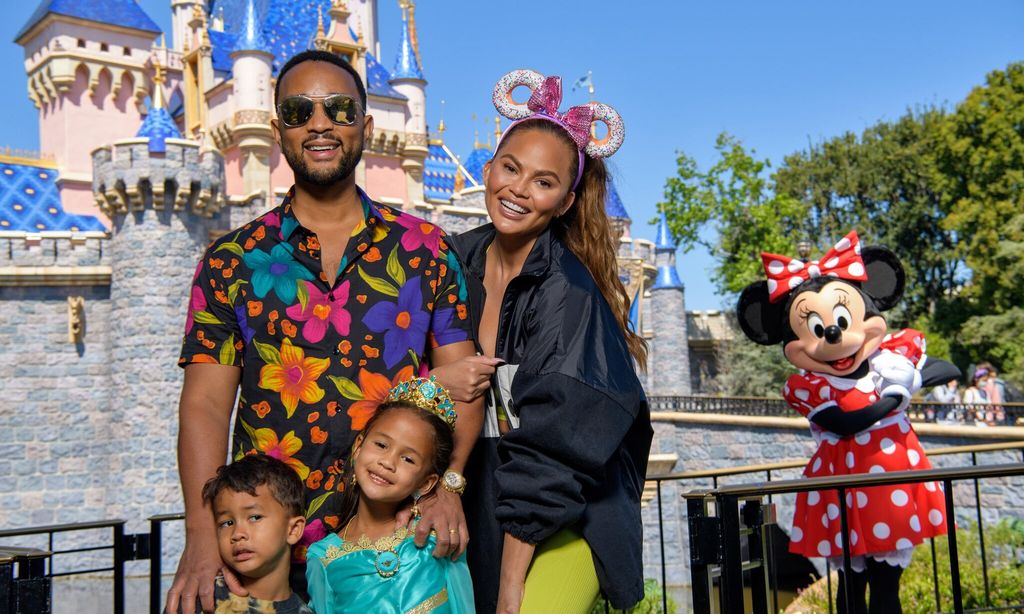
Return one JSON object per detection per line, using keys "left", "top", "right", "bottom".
{"left": 718, "top": 494, "right": 744, "bottom": 613}
{"left": 656, "top": 480, "right": 667, "bottom": 614}
{"left": 1, "top": 548, "right": 52, "bottom": 614}
{"left": 944, "top": 480, "right": 964, "bottom": 614}
{"left": 150, "top": 517, "right": 162, "bottom": 614}
{"left": 113, "top": 522, "right": 125, "bottom": 614}
{"left": 743, "top": 499, "right": 770, "bottom": 614}
{"left": 685, "top": 493, "right": 715, "bottom": 614}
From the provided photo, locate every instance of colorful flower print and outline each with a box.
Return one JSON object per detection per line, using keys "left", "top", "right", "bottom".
{"left": 394, "top": 213, "right": 442, "bottom": 257}
{"left": 244, "top": 243, "right": 314, "bottom": 303}
{"left": 257, "top": 338, "right": 330, "bottom": 417}
{"left": 362, "top": 278, "right": 431, "bottom": 368}
{"left": 286, "top": 281, "right": 352, "bottom": 343}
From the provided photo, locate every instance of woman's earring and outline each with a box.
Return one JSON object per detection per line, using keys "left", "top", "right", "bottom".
{"left": 351, "top": 473, "right": 358, "bottom": 486}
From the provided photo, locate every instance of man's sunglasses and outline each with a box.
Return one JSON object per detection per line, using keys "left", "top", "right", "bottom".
{"left": 276, "top": 94, "right": 363, "bottom": 128}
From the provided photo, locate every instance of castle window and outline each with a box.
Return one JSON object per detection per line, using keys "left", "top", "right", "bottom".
{"left": 123, "top": 47, "right": 131, "bottom": 56}
{"left": 100, "top": 42, "right": 109, "bottom": 52}
{"left": 77, "top": 39, "right": 86, "bottom": 48}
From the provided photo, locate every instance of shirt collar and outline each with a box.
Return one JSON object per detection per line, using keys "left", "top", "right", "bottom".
{"left": 278, "top": 186, "right": 388, "bottom": 242}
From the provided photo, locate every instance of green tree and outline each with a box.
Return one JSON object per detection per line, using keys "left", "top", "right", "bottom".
{"left": 657, "top": 133, "right": 807, "bottom": 296}
{"left": 774, "top": 109, "right": 959, "bottom": 326}
{"left": 937, "top": 63, "right": 1024, "bottom": 384}
{"left": 712, "top": 338, "right": 795, "bottom": 397}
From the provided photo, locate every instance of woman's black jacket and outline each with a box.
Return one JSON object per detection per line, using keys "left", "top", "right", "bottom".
{"left": 451, "top": 224, "right": 652, "bottom": 611}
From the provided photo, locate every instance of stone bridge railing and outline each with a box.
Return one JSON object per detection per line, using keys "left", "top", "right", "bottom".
{"left": 648, "top": 395, "right": 1024, "bottom": 425}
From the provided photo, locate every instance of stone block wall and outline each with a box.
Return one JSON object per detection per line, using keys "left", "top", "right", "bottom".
{"left": 0, "top": 282, "right": 113, "bottom": 529}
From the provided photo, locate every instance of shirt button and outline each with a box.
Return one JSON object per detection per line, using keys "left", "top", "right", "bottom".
{"left": 333, "top": 346, "right": 340, "bottom": 355}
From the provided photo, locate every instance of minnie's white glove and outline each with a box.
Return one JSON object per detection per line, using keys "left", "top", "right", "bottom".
{"left": 871, "top": 351, "right": 922, "bottom": 411}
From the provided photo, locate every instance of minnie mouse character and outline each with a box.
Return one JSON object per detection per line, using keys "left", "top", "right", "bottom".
{"left": 737, "top": 230, "right": 960, "bottom": 614}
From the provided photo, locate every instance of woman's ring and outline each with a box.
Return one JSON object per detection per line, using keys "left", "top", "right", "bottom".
{"left": 449, "top": 528, "right": 458, "bottom": 534}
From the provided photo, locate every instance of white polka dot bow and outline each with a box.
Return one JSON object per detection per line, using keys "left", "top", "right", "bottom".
{"left": 761, "top": 230, "right": 867, "bottom": 303}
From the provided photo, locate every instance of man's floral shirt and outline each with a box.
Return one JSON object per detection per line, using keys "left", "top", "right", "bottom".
{"left": 179, "top": 187, "right": 471, "bottom": 556}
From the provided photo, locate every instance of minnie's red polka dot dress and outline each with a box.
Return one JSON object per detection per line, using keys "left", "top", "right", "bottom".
{"left": 784, "top": 329, "right": 947, "bottom": 565}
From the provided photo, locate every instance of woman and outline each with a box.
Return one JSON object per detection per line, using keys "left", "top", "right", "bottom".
{"left": 433, "top": 70, "right": 651, "bottom": 613}
{"left": 963, "top": 368, "right": 990, "bottom": 425}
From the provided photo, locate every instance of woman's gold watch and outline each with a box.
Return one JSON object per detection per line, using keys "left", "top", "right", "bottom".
{"left": 441, "top": 469, "right": 467, "bottom": 495}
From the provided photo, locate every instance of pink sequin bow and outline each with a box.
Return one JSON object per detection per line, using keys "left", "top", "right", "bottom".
{"left": 761, "top": 230, "right": 867, "bottom": 303}
{"left": 526, "top": 76, "right": 595, "bottom": 151}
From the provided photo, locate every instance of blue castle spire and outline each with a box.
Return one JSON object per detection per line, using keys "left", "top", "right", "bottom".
{"left": 652, "top": 212, "right": 683, "bottom": 289}
{"left": 391, "top": 6, "right": 423, "bottom": 80}
{"left": 606, "top": 177, "right": 630, "bottom": 219}
{"left": 136, "top": 64, "right": 182, "bottom": 154}
{"left": 655, "top": 211, "right": 676, "bottom": 250}
{"left": 235, "top": 0, "right": 271, "bottom": 54}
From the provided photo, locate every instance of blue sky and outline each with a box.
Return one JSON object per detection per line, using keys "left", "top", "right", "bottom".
{"left": 1, "top": 1, "right": 1021, "bottom": 309}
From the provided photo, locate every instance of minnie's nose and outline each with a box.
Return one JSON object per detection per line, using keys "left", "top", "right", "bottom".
{"left": 824, "top": 325, "right": 843, "bottom": 344}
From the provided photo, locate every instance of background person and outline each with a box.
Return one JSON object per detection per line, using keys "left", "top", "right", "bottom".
{"left": 963, "top": 368, "right": 990, "bottom": 425}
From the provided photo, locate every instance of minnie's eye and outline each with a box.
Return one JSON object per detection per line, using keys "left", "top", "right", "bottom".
{"left": 807, "top": 313, "right": 825, "bottom": 338}
{"left": 833, "top": 305, "right": 852, "bottom": 330}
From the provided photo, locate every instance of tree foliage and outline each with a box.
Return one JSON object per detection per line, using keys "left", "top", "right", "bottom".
{"left": 659, "top": 62, "right": 1024, "bottom": 387}
{"left": 658, "top": 134, "right": 807, "bottom": 295}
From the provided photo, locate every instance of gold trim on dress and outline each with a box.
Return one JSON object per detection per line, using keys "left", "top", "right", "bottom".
{"left": 319, "top": 527, "right": 413, "bottom": 566}
{"left": 405, "top": 587, "right": 448, "bottom": 614}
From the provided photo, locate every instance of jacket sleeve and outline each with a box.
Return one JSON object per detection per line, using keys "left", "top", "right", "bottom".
{"left": 492, "top": 275, "right": 644, "bottom": 545}
{"left": 494, "top": 372, "right": 638, "bottom": 544}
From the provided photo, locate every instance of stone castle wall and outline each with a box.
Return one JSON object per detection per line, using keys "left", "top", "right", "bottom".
{"left": 0, "top": 233, "right": 114, "bottom": 528}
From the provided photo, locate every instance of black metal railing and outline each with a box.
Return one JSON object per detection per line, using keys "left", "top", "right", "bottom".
{"left": 4, "top": 441, "right": 1022, "bottom": 613}
{"left": 648, "top": 395, "right": 1024, "bottom": 425}
{"left": 683, "top": 463, "right": 1024, "bottom": 614}
{"left": 645, "top": 440, "right": 1024, "bottom": 613}
{"left": 0, "top": 519, "right": 150, "bottom": 614}
{"left": 148, "top": 513, "right": 183, "bottom": 614}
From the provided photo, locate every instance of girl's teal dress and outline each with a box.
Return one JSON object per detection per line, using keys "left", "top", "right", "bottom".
{"left": 305, "top": 526, "right": 475, "bottom": 613}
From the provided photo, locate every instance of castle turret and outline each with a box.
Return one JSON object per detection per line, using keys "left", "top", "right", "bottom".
{"left": 15, "top": 0, "right": 160, "bottom": 219}
{"left": 136, "top": 62, "right": 182, "bottom": 154}
{"left": 606, "top": 177, "right": 631, "bottom": 239}
{"left": 389, "top": 1, "right": 428, "bottom": 204}
{"left": 170, "top": 0, "right": 200, "bottom": 52}
{"left": 649, "top": 212, "right": 691, "bottom": 395}
{"left": 87, "top": 58, "right": 228, "bottom": 528}
{"left": 230, "top": 0, "right": 275, "bottom": 198}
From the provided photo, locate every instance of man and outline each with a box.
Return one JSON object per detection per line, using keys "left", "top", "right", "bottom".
{"left": 167, "top": 50, "right": 484, "bottom": 614}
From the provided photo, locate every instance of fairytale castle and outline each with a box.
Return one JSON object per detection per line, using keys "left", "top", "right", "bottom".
{"left": 0, "top": 0, "right": 725, "bottom": 571}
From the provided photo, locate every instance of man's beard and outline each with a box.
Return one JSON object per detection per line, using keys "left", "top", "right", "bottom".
{"left": 281, "top": 134, "right": 363, "bottom": 186}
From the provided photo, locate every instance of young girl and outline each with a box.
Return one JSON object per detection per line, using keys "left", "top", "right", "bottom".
{"left": 305, "top": 376, "right": 475, "bottom": 613}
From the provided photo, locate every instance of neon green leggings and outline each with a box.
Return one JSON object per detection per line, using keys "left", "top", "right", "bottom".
{"left": 521, "top": 528, "right": 600, "bottom": 614}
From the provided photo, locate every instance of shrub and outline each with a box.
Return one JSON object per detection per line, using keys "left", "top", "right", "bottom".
{"left": 591, "top": 578, "right": 679, "bottom": 614}
{"left": 787, "top": 519, "right": 1024, "bottom": 613}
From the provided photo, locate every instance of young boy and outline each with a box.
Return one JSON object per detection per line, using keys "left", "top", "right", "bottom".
{"left": 199, "top": 454, "right": 312, "bottom": 614}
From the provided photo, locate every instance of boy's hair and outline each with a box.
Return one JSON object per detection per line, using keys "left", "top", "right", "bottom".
{"left": 202, "top": 455, "right": 305, "bottom": 517}
{"left": 274, "top": 49, "right": 367, "bottom": 107}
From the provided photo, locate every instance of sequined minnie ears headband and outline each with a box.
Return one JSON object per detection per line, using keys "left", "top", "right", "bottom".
{"left": 386, "top": 376, "right": 457, "bottom": 430}
{"left": 492, "top": 69, "right": 626, "bottom": 189}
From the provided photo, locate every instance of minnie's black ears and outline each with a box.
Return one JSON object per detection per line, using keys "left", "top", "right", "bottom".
{"left": 736, "top": 281, "right": 789, "bottom": 346}
{"left": 861, "top": 247, "right": 905, "bottom": 311}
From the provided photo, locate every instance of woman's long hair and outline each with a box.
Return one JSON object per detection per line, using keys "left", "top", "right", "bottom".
{"left": 499, "top": 119, "right": 648, "bottom": 371}
{"left": 335, "top": 402, "right": 454, "bottom": 531}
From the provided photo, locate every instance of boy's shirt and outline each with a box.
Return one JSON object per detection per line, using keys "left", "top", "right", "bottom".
{"left": 199, "top": 577, "right": 313, "bottom": 614}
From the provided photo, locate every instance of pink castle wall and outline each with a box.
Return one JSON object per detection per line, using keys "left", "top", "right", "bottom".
{"left": 40, "top": 64, "right": 142, "bottom": 179}
{"left": 269, "top": 145, "right": 293, "bottom": 195}
{"left": 364, "top": 155, "right": 405, "bottom": 202}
